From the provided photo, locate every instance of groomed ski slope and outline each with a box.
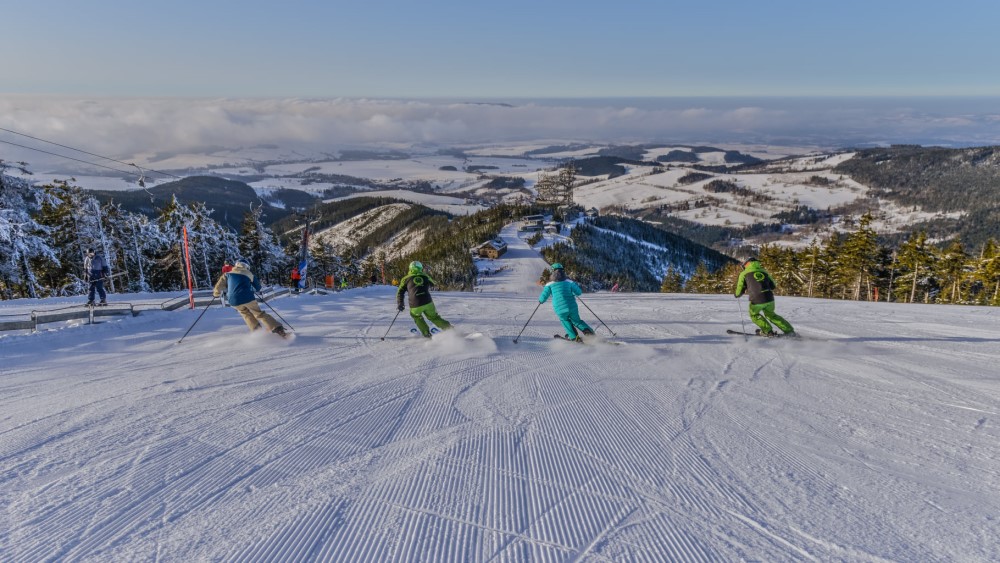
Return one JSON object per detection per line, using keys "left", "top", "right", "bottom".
{"left": 2, "top": 227, "right": 999, "bottom": 561}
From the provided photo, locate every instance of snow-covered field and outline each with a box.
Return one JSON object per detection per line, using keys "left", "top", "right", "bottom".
{"left": 2, "top": 229, "right": 999, "bottom": 561}
{"left": 327, "top": 190, "right": 486, "bottom": 216}
{"left": 11, "top": 139, "right": 923, "bottom": 248}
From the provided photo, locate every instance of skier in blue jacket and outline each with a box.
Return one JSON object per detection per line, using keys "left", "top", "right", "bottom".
{"left": 212, "top": 260, "right": 288, "bottom": 338}
{"left": 539, "top": 263, "right": 594, "bottom": 341}
{"left": 84, "top": 248, "right": 111, "bottom": 306}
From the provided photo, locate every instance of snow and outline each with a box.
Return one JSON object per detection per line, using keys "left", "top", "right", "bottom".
{"left": 3, "top": 239, "right": 1000, "bottom": 561}
{"left": 248, "top": 177, "right": 338, "bottom": 195}
{"left": 327, "top": 190, "right": 486, "bottom": 215}
{"left": 310, "top": 202, "right": 443, "bottom": 259}
{"left": 19, "top": 173, "right": 166, "bottom": 192}
{"left": 264, "top": 156, "right": 547, "bottom": 186}
{"left": 573, "top": 168, "right": 699, "bottom": 211}
{"left": 14, "top": 140, "right": 945, "bottom": 250}
{"left": 733, "top": 173, "right": 862, "bottom": 211}
{"left": 311, "top": 203, "right": 415, "bottom": 253}
{"left": 463, "top": 143, "right": 563, "bottom": 157}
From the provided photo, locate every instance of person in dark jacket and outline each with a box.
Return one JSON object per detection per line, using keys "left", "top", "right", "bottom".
{"left": 84, "top": 248, "right": 110, "bottom": 306}
{"left": 734, "top": 257, "right": 794, "bottom": 336}
{"left": 396, "top": 261, "right": 451, "bottom": 338}
{"left": 539, "top": 263, "right": 593, "bottom": 341}
{"left": 213, "top": 260, "right": 287, "bottom": 337}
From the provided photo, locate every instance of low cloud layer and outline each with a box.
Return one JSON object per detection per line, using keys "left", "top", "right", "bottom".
{"left": 2, "top": 96, "right": 998, "bottom": 170}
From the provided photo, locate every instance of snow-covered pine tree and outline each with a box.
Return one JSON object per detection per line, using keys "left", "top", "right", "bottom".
{"left": 936, "top": 238, "right": 968, "bottom": 304}
{"left": 309, "top": 239, "right": 342, "bottom": 284}
{"left": 156, "top": 195, "right": 202, "bottom": 290}
{"left": 34, "top": 181, "right": 86, "bottom": 295}
{"left": 971, "top": 239, "right": 1000, "bottom": 305}
{"left": 894, "top": 231, "right": 935, "bottom": 304}
{"left": 101, "top": 201, "right": 165, "bottom": 293}
{"left": 839, "top": 213, "right": 880, "bottom": 301}
{"left": 660, "top": 266, "right": 684, "bottom": 293}
{"left": 33, "top": 181, "right": 123, "bottom": 295}
{"left": 0, "top": 165, "right": 57, "bottom": 299}
{"left": 238, "top": 205, "right": 285, "bottom": 284}
{"left": 187, "top": 201, "right": 237, "bottom": 288}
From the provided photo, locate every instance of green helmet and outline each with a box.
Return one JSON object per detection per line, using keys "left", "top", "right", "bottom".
{"left": 550, "top": 263, "right": 564, "bottom": 270}
{"left": 409, "top": 261, "right": 424, "bottom": 274}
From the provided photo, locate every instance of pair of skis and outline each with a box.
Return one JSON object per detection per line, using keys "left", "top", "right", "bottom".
{"left": 726, "top": 329, "right": 798, "bottom": 338}
{"left": 410, "top": 327, "right": 442, "bottom": 337}
{"left": 552, "top": 334, "right": 621, "bottom": 345}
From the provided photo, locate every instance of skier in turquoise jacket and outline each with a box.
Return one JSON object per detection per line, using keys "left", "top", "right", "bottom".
{"left": 397, "top": 261, "right": 452, "bottom": 338}
{"left": 539, "top": 263, "right": 594, "bottom": 341}
{"left": 734, "top": 257, "right": 795, "bottom": 337}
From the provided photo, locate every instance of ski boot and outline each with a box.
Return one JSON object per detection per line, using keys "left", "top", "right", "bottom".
{"left": 272, "top": 326, "right": 289, "bottom": 339}
{"left": 582, "top": 328, "right": 595, "bottom": 336}
{"left": 754, "top": 328, "right": 775, "bottom": 337}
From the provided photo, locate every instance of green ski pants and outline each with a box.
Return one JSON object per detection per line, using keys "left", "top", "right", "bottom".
{"left": 748, "top": 301, "right": 794, "bottom": 334}
{"left": 410, "top": 302, "right": 451, "bottom": 336}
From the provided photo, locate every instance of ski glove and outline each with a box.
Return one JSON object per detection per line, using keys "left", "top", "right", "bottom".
{"left": 398, "top": 304, "right": 405, "bottom": 312}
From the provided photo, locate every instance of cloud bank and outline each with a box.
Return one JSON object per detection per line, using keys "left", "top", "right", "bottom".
{"left": 2, "top": 96, "right": 998, "bottom": 169}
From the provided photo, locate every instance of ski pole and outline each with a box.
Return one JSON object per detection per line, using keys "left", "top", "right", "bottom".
{"left": 381, "top": 308, "right": 402, "bottom": 341}
{"left": 178, "top": 295, "right": 217, "bottom": 344}
{"left": 735, "top": 295, "right": 749, "bottom": 339}
{"left": 256, "top": 292, "right": 295, "bottom": 331}
{"left": 577, "top": 297, "right": 616, "bottom": 337}
{"left": 513, "top": 302, "right": 542, "bottom": 343}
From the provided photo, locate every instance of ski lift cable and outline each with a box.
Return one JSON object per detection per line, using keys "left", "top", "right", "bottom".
{"left": 130, "top": 163, "right": 157, "bottom": 201}
{"left": 0, "top": 126, "right": 183, "bottom": 179}
{"left": 1, "top": 139, "right": 158, "bottom": 204}
{"left": 0, "top": 138, "right": 143, "bottom": 177}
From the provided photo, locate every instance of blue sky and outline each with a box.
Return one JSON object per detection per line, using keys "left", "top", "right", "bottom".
{"left": 4, "top": 0, "right": 999, "bottom": 97}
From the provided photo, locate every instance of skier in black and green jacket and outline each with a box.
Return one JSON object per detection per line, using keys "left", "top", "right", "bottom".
{"left": 396, "top": 261, "right": 452, "bottom": 338}
{"left": 734, "top": 257, "right": 795, "bottom": 337}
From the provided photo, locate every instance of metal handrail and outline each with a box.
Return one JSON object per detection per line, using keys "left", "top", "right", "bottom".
{"left": 1, "top": 286, "right": 291, "bottom": 334}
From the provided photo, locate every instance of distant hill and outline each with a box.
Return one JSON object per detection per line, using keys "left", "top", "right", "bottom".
{"left": 89, "top": 176, "right": 317, "bottom": 230}
{"left": 657, "top": 150, "right": 700, "bottom": 163}
{"left": 305, "top": 199, "right": 447, "bottom": 258}
{"left": 834, "top": 145, "right": 1000, "bottom": 246}
{"left": 568, "top": 156, "right": 656, "bottom": 178}
{"left": 271, "top": 196, "right": 433, "bottom": 239}
{"left": 541, "top": 215, "right": 735, "bottom": 291}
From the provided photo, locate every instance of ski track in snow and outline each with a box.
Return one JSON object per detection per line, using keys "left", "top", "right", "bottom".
{"left": 2, "top": 228, "right": 1000, "bottom": 561}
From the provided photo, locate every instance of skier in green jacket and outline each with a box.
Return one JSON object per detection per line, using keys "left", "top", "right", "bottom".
{"left": 397, "top": 261, "right": 452, "bottom": 338}
{"left": 734, "top": 257, "right": 795, "bottom": 337}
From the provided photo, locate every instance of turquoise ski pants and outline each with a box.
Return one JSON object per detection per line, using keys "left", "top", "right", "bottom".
{"left": 557, "top": 310, "right": 592, "bottom": 339}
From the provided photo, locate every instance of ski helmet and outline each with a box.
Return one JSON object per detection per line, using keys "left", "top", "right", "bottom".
{"left": 409, "top": 261, "right": 423, "bottom": 272}
{"left": 234, "top": 260, "right": 250, "bottom": 269}
{"left": 550, "top": 263, "right": 564, "bottom": 270}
